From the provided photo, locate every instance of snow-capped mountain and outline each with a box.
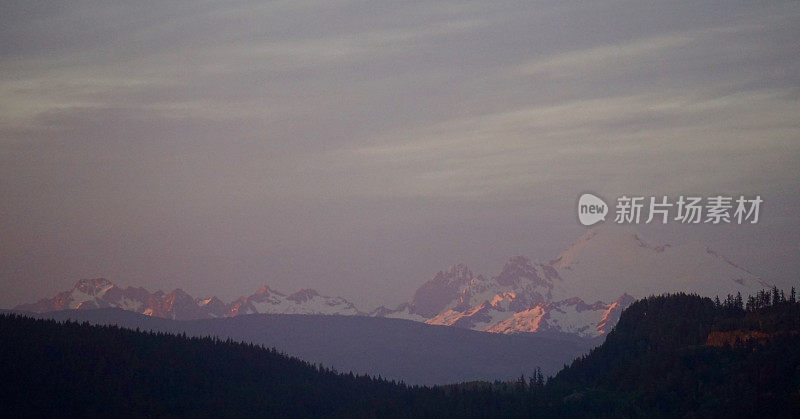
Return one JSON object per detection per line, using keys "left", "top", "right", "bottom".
{"left": 228, "top": 286, "right": 363, "bottom": 316}
{"left": 15, "top": 279, "right": 365, "bottom": 320}
{"left": 373, "top": 227, "right": 770, "bottom": 337}
{"left": 14, "top": 227, "right": 771, "bottom": 338}
{"left": 426, "top": 292, "right": 634, "bottom": 338}
{"left": 408, "top": 264, "right": 476, "bottom": 318}
{"left": 547, "top": 227, "right": 771, "bottom": 302}
{"left": 375, "top": 257, "right": 634, "bottom": 338}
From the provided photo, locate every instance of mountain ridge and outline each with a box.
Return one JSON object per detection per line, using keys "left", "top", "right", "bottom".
{"left": 374, "top": 227, "right": 769, "bottom": 337}
{"left": 14, "top": 227, "right": 769, "bottom": 338}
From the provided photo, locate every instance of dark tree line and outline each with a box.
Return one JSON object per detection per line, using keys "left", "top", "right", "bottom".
{"left": 544, "top": 289, "right": 800, "bottom": 417}
{"left": 714, "top": 286, "right": 798, "bottom": 312}
{"left": 2, "top": 287, "right": 799, "bottom": 417}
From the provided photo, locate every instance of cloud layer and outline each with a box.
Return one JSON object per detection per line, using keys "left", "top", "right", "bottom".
{"left": 1, "top": 0, "right": 799, "bottom": 307}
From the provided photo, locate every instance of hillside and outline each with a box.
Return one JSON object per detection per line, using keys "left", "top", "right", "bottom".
{"left": 19, "top": 308, "right": 596, "bottom": 385}
{"left": 544, "top": 290, "right": 800, "bottom": 417}
{"left": 3, "top": 290, "right": 799, "bottom": 417}
{"left": 0, "top": 314, "right": 416, "bottom": 417}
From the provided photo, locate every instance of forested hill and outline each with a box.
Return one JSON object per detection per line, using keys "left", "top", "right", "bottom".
{"left": 2, "top": 290, "right": 800, "bottom": 417}
{"left": 0, "top": 314, "right": 423, "bottom": 417}
{"left": 545, "top": 290, "right": 800, "bottom": 417}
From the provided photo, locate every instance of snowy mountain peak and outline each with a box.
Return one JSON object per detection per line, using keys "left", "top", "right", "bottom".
{"left": 287, "top": 289, "right": 321, "bottom": 303}
{"left": 546, "top": 226, "right": 769, "bottom": 302}
{"left": 167, "top": 289, "right": 191, "bottom": 298}
{"left": 550, "top": 226, "right": 654, "bottom": 269}
{"left": 495, "top": 256, "right": 543, "bottom": 287}
{"left": 408, "top": 264, "right": 475, "bottom": 318}
{"left": 15, "top": 228, "right": 771, "bottom": 339}
{"left": 432, "top": 264, "right": 473, "bottom": 285}
{"left": 73, "top": 277, "right": 116, "bottom": 296}
{"left": 198, "top": 296, "right": 221, "bottom": 306}
{"left": 416, "top": 227, "right": 768, "bottom": 336}
{"left": 17, "top": 280, "right": 364, "bottom": 319}
{"left": 254, "top": 285, "right": 284, "bottom": 297}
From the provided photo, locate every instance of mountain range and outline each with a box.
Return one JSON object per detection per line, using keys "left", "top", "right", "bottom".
{"left": 15, "top": 227, "right": 770, "bottom": 338}
{"left": 15, "top": 279, "right": 364, "bottom": 320}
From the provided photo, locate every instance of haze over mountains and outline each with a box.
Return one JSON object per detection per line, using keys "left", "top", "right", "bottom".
{"left": 22, "top": 308, "right": 594, "bottom": 385}
{"left": 16, "top": 228, "right": 770, "bottom": 339}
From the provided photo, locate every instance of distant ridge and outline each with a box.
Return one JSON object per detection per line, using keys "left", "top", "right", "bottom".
{"left": 16, "top": 278, "right": 365, "bottom": 320}
{"left": 23, "top": 307, "right": 598, "bottom": 385}
{"left": 16, "top": 226, "right": 769, "bottom": 338}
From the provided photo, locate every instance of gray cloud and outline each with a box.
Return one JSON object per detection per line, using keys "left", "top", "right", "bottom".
{"left": 1, "top": 0, "right": 799, "bottom": 308}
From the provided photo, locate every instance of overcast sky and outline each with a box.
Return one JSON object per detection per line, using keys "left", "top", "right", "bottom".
{"left": 1, "top": 0, "right": 799, "bottom": 309}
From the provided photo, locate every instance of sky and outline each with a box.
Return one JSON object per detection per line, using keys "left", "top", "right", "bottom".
{"left": 1, "top": 0, "right": 799, "bottom": 309}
